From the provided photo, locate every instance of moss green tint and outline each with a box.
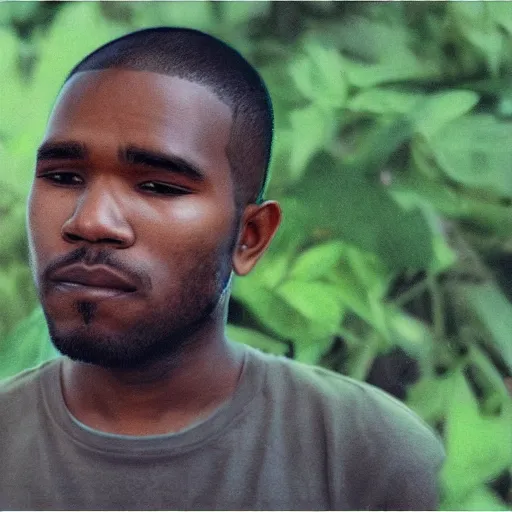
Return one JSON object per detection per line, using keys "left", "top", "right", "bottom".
{"left": 1, "top": 2, "right": 512, "bottom": 509}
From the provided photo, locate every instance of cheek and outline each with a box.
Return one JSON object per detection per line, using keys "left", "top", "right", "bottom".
{"left": 142, "top": 198, "right": 235, "bottom": 242}
{"left": 134, "top": 200, "right": 236, "bottom": 275}
{"left": 175, "top": 200, "right": 236, "bottom": 253}
{"left": 170, "top": 201, "right": 215, "bottom": 225}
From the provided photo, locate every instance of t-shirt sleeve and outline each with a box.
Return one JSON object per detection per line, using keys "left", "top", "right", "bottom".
{"left": 361, "top": 384, "right": 446, "bottom": 510}
{"left": 381, "top": 423, "right": 445, "bottom": 510}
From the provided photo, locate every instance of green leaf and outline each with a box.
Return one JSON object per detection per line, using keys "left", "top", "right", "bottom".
{"left": 391, "top": 171, "right": 512, "bottom": 238}
{"left": 276, "top": 280, "right": 344, "bottom": 333}
{"left": 293, "top": 335, "right": 336, "bottom": 365}
{"left": 429, "top": 115, "right": 512, "bottom": 197}
{"left": 328, "top": 263, "right": 390, "bottom": 341}
{"left": 0, "top": 183, "right": 28, "bottom": 264}
{"left": 461, "top": 282, "right": 512, "bottom": 374}
{"left": 226, "top": 324, "right": 288, "bottom": 356}
{"left": 289, "top": 105, "right": 334, "bottom": 180}
{"left": 430, "top": 234, "right": 457, "bottom": 274}
{"left": 233, "top": 273, "right": 344, "bottom": 346}
{"left": 348, "top": 89, "right": 424, "bottom": 115}
{"left": 345, "top": 59, "right": 437, "bottom": 89}
{"left": 347, "top": 116, "right": 414, "bottom": 174}
{"left": 132, "top": 2, "right": 216, "bottom": 33}
{"left": 1, "top": 2, "right": 39, "bottom": 24}
{"left": 233, "top": 265, "right": 342, "bottom": 364}
{"left": 0, "top": 269, "right": 21, "bottom": 337}
{"left": 409, "top": 135, "right": 446, "bottom": 181}
{"left": 32, "top": 2, "right": 125, "bottom": 101}
{"left": 450, "top": 2, "right": 503, "bottom": 76}
{"left": 220, "top": 2, "right": 270, "bottom": 25}
{"left": 289, "top": 241, "right": 345, "bottom": 282}
{"left": 288, "top": 40, "right": 348, "bottom": 108}
{"left": 441, "top": 370, "right": 512, "bottom": 500}
{"left": 468, "top": 345, "right": 512, "bottom": 415}
{"left": 413, "top": 91, "right": 479, "bottom": 137}
{"left": 445, "top": 485, "right": 511, "bottom": 511}
{"left": 348, "top": 90, "right": 479, "bottom": 137}
{"left": 328, "top": 265, "right": 375, "bottom": 325}
{"left": 387, "top": 309, "right": 434, "bottom": 361}
{"left": 232, "top": 278, "right": 311, "bottom": 341}
{"left": 267, "top": 128, "right": 294, "bottom": 188}
{"left": 343, "top": 332, "right": 381, "bottom": 381}
{"left": 0, "top": 307, "right": 57, "bottom": 380}
{"left": 343, "top": 245, "right": 391, "bottom": 299}
{"left": 260, "top": 252, "right": 291, "bottom": 289}
{"left": 0, "top": 263, "right": 38, "bottom": 339}
{"left": 291, "top": 154, "right": 434, "bottom": 271}
{"left": 333, "top": 16, "right": 439, "bottom": 89}
{"left": 407, "top": 375, "right": 453, "bottom": 425}
{"left": 0, "top": 28, "right": 26, "bottom": 140}
{"left": 389, "top": 199, "right": 457, "bottom": 274}
{"left": 490, "top": 2, "right": 512, "bottom": 36}
{"left": 334, "top": 15, "right": 411, "bottom": 64}
{"left": 366, "top": 295, "right": 391, "bottom": 343}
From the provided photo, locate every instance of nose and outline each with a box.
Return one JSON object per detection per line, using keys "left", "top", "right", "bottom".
{"left": 61, "top": 182, "right": 135, "bottom": 248}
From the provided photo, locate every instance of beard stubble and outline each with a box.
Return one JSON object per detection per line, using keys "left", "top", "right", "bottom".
{"left": 43, "top": 243, "right": 234, "bottom": 371}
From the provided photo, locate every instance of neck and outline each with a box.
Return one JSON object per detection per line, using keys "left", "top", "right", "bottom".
{"left": 61, "top": 324, "right": 244, "bottom": 436}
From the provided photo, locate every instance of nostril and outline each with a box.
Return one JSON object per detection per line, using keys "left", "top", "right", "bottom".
{"left": 63, "top": 230, "right": 128, "bottom": 246}
{"left": 100, "top": 238, "right": 126, "bottom": 245}
{"left": 63, "top": 232, "right": 84, "bottom": 242}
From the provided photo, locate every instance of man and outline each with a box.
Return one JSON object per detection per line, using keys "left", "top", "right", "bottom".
{"left": 0, "top": 28, "right": 445, "bottom": 510}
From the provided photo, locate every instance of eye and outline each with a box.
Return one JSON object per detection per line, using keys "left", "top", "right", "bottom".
{"left": 38, "top": 172, "right": 83, "bottom": 186}
{"left": 139, "top": 182, "right": 191, "bottom": 196}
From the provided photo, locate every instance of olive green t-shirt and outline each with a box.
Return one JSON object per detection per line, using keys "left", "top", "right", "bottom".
{"left": 0, "top": 345, "right": 445, "bottom": 510}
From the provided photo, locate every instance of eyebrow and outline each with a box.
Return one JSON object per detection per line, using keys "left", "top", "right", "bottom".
{"left": 37, "top": 141, "right": 87, "bottom": 161}
{"left": 120, "top": 145, "right": 205, "bottom": 182}
{"left": 36, "top": 141, "right": 206, "bottom": 182}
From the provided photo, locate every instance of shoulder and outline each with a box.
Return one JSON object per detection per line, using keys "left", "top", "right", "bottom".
{"left": 0, "top": 358, "right": 62, "bottom": 435}
{"left": 0, "top": 359, "right": 61, "bottom": 471}
{"left": 0, "top": 358, "right": 61, "bottom": 402}
{"left": 248, "top": 348, "right": 445, "bottom": 508}
{"left": 250, "top": 347, "right": 444, "bottom": 462}
{"left": 254, "top": 347, "right": 423, "bottom": 418}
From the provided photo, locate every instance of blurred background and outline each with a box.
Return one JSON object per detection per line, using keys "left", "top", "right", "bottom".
{"left": 1, "top": 1, "right": 512, "bottom": 509}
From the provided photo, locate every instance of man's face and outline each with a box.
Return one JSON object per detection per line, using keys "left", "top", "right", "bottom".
{"left": 27, "top": 69, "right": 238, "bottom": 369}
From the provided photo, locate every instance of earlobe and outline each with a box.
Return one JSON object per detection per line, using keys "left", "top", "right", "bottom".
{"left": 233, "top": 201, "right": 281, "bottom": 276}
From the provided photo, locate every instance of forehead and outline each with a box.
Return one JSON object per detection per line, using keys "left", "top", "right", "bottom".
{"left": 44, "top": 69, "right": 233, "bottom": 176}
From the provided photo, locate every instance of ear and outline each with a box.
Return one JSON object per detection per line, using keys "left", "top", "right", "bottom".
{"left": 233, "top": 200, "right": 282, "bottom": 276}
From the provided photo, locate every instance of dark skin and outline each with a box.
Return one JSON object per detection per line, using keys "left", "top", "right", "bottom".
{"left": 27, "top": 69, "right": 281, "bottom": 435}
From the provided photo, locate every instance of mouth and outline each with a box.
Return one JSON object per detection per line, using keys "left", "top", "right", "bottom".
{"left": 52, "top": 281, "right": 135, "bottom": 300}
{"left": 49, "top": 264, "right": 138, "bottom": 299}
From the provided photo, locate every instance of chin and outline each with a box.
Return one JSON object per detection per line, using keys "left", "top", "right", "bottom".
{"left": 50, "top": 328, "right": 139, "bottom": 369}
{"left": 42, "top": 284, "right": 222, "bottom": 369}
{"left": 46, "top": 315, "right": 191, "bottom": 370}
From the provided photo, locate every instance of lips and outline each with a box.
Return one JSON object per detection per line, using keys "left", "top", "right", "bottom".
{"left": 50, "top": 264, "right": 137, "bottom": 293}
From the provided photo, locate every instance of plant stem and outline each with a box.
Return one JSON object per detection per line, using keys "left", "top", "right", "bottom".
{"left": 428, "top": 273, "right": 445, "bottom": 341}
{"left": 394, "top": 279, "right": 429, "bottom": 307}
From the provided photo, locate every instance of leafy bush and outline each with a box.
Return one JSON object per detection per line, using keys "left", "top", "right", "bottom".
{"left": 1, "top": 2, "right": 511, "bottom": 508}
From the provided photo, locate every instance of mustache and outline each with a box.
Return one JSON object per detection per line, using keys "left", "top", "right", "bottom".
{"left": 42, "top": 247, "right": 152, "bottom": 291}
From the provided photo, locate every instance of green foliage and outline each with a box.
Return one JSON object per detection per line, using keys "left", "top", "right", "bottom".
{"left": 1, "top": 1, "right": 511, "bottom": 508}
{"left": 440, "top": 370, "right": 512, "bottom": 504}
{"left": 0, "top": 308, "right": 56, "bottom": 380}
{"left": 462, "top": 283, "right": 512, "bottom": 373}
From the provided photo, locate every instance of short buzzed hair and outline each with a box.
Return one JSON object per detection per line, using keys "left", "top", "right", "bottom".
{"left": 66, "top": 27, "right": 273, "bottom": 208}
